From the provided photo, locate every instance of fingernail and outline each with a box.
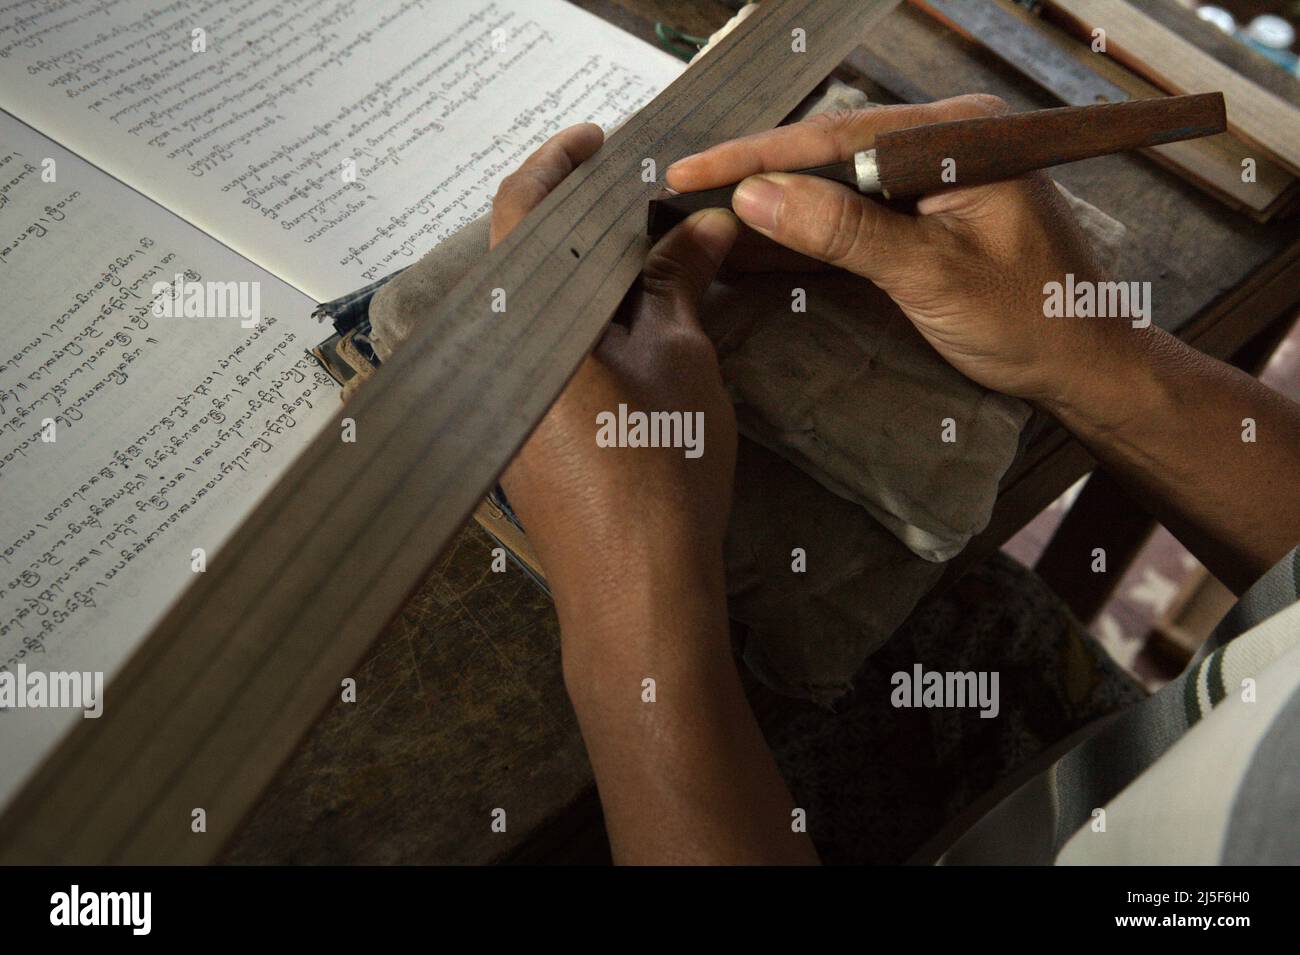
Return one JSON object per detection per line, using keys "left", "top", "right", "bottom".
{"left": 732, "top": 175, "right": 783, "bottom": 232}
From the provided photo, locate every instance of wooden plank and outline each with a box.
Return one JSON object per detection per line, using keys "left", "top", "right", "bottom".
{"left": 0, "top": 0, "right": 904, "bottom": 865}
{"left": 913, "top": 0, "right": 1135, "bottom": 106}
{"left": 1044, "top": 0, "right": 1300, "bottom": 177}
{"left": 1140, "top": 0, "right": 1300, "bottom": 104}
{"left": 1033, "top": 469, "right": 1155, "bottom": 623}
{"left": 912, "top": 0, "right": 1295, "bottom": 217}
{"left": 1175, "top": 237, "right": 1300, "bottom": 359}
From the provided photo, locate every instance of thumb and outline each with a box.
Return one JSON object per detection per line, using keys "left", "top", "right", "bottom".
{"left": 636, "top": 208, "right": 739, "bottom": 331}
{"left": 731, "top": 172, "right": 925, "bottom": 288}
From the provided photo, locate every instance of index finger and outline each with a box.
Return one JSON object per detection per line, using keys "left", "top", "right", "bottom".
{"left": 665, "top": 94, "right": 1008, "bottom": 192}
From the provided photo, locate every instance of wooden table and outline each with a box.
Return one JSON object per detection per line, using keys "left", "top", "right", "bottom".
{"left": 222, "top": 0, "right": 1300, "bottom": 864}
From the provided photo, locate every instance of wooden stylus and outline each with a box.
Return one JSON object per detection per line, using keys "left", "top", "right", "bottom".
{"left": 647, "top": 92, "right": 1227, "bottom": 235}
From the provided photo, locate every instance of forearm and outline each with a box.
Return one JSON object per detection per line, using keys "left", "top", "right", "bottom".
{"left": 1042, "top": 323, "right": 1300, "bottom": 594}
{"left": 553, "top": 546, "right": 818, "bottom": 865}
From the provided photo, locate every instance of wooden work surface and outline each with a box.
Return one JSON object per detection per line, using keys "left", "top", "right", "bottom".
{"left": 223, "top": 0, "right": 1300, "bottom": 864}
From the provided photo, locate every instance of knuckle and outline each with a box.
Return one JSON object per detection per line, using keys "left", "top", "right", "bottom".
{"left": 806, "top": 107, "right": 872, "bottom": 150}
{"left": 494, "top": 169, "right": 523, "bottom": 201}
{"left": 657, "top": 322, "right": 715, "bottom": 364}
{"left": 641, "top": 250, "right": 696, "bottom": 295}
{"left": 496, "top": 169, "right": 553, "bottom": 217}
{"left": 962, "top": 93, "right": 1010, "bottom": 117}
{"left": 807, "top": 107, "right": 863, "bottom": 134}
{"left": 816, "top": 190, "right": 873, "bottom": 266}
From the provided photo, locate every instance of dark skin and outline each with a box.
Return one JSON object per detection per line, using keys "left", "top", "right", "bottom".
{"left": 493, "top": 97, "right": 1300, "bottom": 865}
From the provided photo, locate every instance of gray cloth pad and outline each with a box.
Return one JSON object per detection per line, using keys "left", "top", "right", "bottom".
{"left": 366, "top": 84, "right": 1125, "bottom": 702}
{"left": 705, "top": 273, "right": 1031, "bottom": 562}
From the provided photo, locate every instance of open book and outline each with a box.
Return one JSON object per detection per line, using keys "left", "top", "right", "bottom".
{"left": 0, "top": 0, "right": 680, "bottom": 808}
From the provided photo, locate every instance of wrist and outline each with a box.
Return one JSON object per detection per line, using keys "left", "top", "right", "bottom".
{"left": 1035, "top": 320, "right": 1167, "bottom": 434}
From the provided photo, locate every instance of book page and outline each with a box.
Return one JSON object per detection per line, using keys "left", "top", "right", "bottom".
{"left": 0, "top": 114, "right": 340, "bottom": 807}
{"left": 0, "top": 0, "right": 682, "bottom": 301}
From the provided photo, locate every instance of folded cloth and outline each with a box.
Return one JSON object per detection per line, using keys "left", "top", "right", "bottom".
{"left": 705, "top": 272, "right": 1031, "bottom": 562}
{"left": 363, "top": 78, "right": 1127, "bottom": 703}
{"left": 368, "top": 215, "right": 491, "bottom": 362}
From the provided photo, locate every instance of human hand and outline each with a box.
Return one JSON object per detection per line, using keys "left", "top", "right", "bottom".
{"left": 493, "top": 124, "right": 741, "bottom": 637}
{"left": 489, "top": 135, "right": 816, "bottom": 867}
{"left": 667, "top": 95, "right": 1114, "bottom": 412}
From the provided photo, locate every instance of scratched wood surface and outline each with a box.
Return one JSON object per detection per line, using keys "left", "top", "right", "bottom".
{"left": 224, "top": 524, "right": 597, "bottom": 864}
{"left": 1138, "top": 0, "right": 1300, "bottom": 103}
{"left": 221, "top": 0, "right": 1300, "bottom": 865}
